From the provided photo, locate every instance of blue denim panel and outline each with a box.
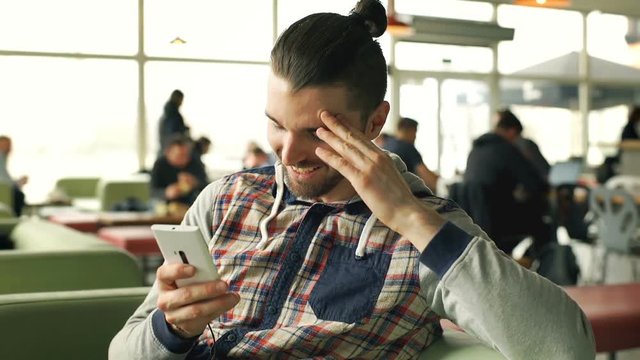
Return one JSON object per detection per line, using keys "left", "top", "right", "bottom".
{"left": 309, "top": 244, "right": 391, "bottom": 324}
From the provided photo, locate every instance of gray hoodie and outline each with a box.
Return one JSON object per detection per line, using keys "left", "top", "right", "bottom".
{"left": 110, "top": 154, "right": 595, "bottom": 359}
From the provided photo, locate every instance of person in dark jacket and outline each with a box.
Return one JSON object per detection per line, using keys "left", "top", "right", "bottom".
{"left": 151, "top": 135, "right": 208, "bottom": 207}
{"left": 379, "top": 117, "right": 439, "bottom": 192}
{"left": 158, "top": 90, "right": 190, "bottom": 154}
{"left": 463, "top": 113, "right": 550, "bottom": 254}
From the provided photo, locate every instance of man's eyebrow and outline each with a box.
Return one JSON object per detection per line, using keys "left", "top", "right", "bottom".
{"left": 265, "top": 111, "right": 278, "bottom": 124}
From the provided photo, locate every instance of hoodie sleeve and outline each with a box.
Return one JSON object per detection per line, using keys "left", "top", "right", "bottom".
{"left": 108, "top": 181, "right": 221, "bottom": 360}
{"left": 418, "top": 206, "right": 595, "bottom": 360}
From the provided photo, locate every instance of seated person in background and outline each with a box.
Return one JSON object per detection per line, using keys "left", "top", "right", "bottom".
{"left": 192, "top": 136, "right": 212, "bottom": 166}
{"left": 111, "top": 1, "right": 593, "bottom": 359}
{"left": 464, "top": 111, "right": 550, "bottom": 255}
{"left": 151, "top": 135, "right": 208, "bottom": 208}
{"left": 379, "top": 117, "right": 439, "bottom": 192}
{"left": 0, "top": 135, "right": 27, "bottom": 216}
{"left": 242, "top": 141, "right": 274, "bottom": 169}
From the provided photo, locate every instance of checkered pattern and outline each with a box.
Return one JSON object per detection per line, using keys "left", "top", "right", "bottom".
{"left": 192, "top": 170, "right": 442, "bottom": 359}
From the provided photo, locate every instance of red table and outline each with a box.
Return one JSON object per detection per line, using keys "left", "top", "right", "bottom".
{"left": 564, "top": 283, "right": 640, "bottom": 355}
{"left": 98, "top": 225, "right": 162, "bottom": 285}
{"left": 48, "top": 213, "right": 99, "bottom": 233}
{"left": 97, "top": 225, "right": 160, "bottom": 256}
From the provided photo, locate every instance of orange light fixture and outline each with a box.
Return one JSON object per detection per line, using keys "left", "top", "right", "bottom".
{"left": 514, "top": 0, "right": 571, "bottom": 7}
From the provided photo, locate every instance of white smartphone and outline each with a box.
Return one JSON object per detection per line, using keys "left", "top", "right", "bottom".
{"left": 151, "top": 224, "right": 220, "bottom": 287}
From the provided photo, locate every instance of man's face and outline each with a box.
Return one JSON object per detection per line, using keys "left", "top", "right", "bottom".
{"left": 265, "top": 73, "right": 369, "bottom": 203}
{"left": 165, "top": 144, "right": 191, "bottom": 168}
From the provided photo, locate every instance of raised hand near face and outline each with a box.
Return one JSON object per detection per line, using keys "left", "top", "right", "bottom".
{"left": 314, "top": 111, "right": 446, "bottom": 251}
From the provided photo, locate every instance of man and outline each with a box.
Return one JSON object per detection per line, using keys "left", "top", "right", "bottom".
{"left": 381, "top": 117, "right": 439, "bottom": 191}
{"left": 242, "top": 141, "right": 274, "bottom": 169}
{"left": 110, "top": 1, "right": 594, "bottom": 358}
{"left": 463, "top": 109, "right": 550, "bottom": 255}
{"left": 0, "top": 135, "right": 27, "bottom": 216}
{"left": 150, "top": 135, "right": 208, "bottom": 207}
{"left": 497, "top": 109, "right": 550, "bottom": 181}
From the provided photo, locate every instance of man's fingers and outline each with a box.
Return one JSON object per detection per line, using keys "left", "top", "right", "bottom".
{"left": 315, "top": 147, "right": 358, "bottom": 180}
{"left": 163, "top": 292, "right": 240, "bottom": 325}
{"left": 319, "top": 111, "right": 376, "bottom": 156}
{"left": 158, "top": 280, "right": 230, "bottom": 311}
{"left": 316, "top": 127, "right": 368, "bottom": 169}
{"left": 156, "top": 263, "right": 196, "bottom": 291}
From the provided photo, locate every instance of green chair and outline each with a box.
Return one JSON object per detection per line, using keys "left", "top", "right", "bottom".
{"left": 97, "top": 178, "right": 151, "bottom": 211}
{"left": 419, "top": 330, "right": 506, "bottom": 359}
{"left": 0, "top": 181, "right": 13, "bottom": 213}
{"left": 54, "top": 177, "right": 100, "bottom": 199}
{"left": 0, "top": 249, "right": 143, "bottom": 294}
{"left": 0, "top": 287, "right": 149, "bottom": 360}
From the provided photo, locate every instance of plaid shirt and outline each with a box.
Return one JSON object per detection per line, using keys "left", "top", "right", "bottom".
{"left": 188, "top": 167, "right": 443, "bottom": 359}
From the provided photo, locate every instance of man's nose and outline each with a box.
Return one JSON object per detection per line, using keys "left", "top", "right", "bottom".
{"left": 280, "top": 134, "right": 307, "bottom": 166}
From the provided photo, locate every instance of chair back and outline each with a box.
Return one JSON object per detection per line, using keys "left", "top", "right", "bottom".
{"left": 605, "top": 175, "right": 640, "bottom": 198}
{"left": 97, "top": 179, "right": 150, "bottom": 211}
{"left": 589, "top": 186, "right": 639, "bottom": 253}
{"left": 553, "top": 183, "right": 591, "bottom": 242}
{"left": 54, "top": 177, "right": 100, "bottom": 199}
{"left": 0, "top": 182, "right": 13, "bottom": 212}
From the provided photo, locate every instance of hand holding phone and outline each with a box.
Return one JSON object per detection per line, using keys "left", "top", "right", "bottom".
{"left": 151, "top": 224, "right": 220, "bottom": 287}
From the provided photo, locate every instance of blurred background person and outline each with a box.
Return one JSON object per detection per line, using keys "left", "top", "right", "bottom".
{"left": 150, "top": 135, "right": 208, "bottom": 212}
{"left": 463, "top": 112, "right": 550, "bottom": 255}
{"left": 0, "top": 135, "right": 27, "bottom": 216}
{"left": 193, "top": 136, "right": 212, "bottom": 167}
{"left": 158, "top": 89, "right": 190, "bottom": 155}
{"left": 242, "top": 141, "right": 274, "bottom": 169}
{"left": 621, "top": 104, "right": 640, "bottom": 141}
{"left": 499, "top": 109, "right": 550, "bottom": 181}
{"left": 379, "top": 117, "right": 439, "bottom": 192}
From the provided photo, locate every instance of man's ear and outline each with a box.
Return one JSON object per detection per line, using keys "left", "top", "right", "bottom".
{"left": 365, "top": 101, "right": 390, "bottom": 140}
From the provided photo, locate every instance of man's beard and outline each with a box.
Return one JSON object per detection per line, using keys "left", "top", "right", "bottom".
{"left": 283, "top": 165, "right": 344, "bottom": 200}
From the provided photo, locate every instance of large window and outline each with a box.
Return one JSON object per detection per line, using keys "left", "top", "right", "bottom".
{"left": 398, "top": 78, "right": 439, "bottom": 171}
{"left": 498, "top": 5, "right": 583, "bottom": 75}
{"left": 440, "top": 79, "right": 490, "bottom": 178}
{"left": 395, "top": 0, "right": 494, "bottom": 22}
{"left": 500, "top": 79, "right": 581, "bottom": 164}
{"left": 395, "top": 43, "right": 493, "bottom": 73}
{"left": 145, "top": 0, "right": 273, "bottom": 61}
{"left": 145, "top": 62, "right": 270, "bottom": 171}
{"left": 0, "top": 0, "right": 137, "bottom": 55}
{"left": 0, "top": 56, "right": 138, "bottom": 202}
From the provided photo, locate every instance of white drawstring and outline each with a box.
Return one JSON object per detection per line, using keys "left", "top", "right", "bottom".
{"left": 256, "top": 164, "right": 284, "bottom": 250}
{"left": 256, "top": 163, "right": 375, "bottom": 258}
{"left": 355, "top": 214, "right": 377, "bottom": 260}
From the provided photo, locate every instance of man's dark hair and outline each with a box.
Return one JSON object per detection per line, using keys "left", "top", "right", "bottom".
{"left": 270, "top": 0, "right": 387, "bottom": 121}
{"left": 170, "top": 89, "right": 184, "bottom": 104}
{"left": 496, "top": 108, "right": 523, "bottom": 133}
{"left": 397, "top": 117, "right": 418, "bottom": 132}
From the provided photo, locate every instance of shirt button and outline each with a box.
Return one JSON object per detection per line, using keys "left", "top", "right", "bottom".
{"left": 226, "top": 333, "right": 237, "bottom": 342}
{"left": 290, "top": 252, "right": 301, "bottom": 262}
{"left": 267, "top": 305, "right": 278, "bottom": 314}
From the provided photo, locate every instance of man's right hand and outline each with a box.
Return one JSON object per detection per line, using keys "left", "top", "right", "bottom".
{"left": 156, "top": 263, "right": 240, "bottom": 338}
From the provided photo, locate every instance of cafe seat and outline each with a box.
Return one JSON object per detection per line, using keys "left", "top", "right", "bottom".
{"left": 589, "top": 186, "right": 640, "bottom": 283}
